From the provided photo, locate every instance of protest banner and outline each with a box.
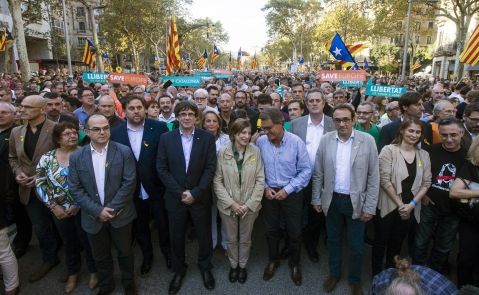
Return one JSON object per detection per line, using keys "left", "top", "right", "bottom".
{"left": 162, "top": 76, "right": 202, "bottom": 87}
{"left": 338, "top": 81, "right": 363, "bottom": 88}
{"left": 107, "top": 73, "right": 148, "bottom": 85}
{"left": 319, "top": 70, "right": 367, "bottom": 82}
{"left": 365, "top": 79, "right": 407, "bottom": 98}
{"left": 82, "top": 72, "right": 108, "bottom": 84}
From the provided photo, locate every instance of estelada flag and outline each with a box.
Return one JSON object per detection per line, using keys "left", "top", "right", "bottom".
{"left": 196, "top": 50, "right": 208, "bottom": 68}
{"left": 166, "top": 15, "right": 181, "bottom": 75}
{"left": 210, "top": 45, "right": 219, "bottom": 64}
{"left": 0, "top": 31, "right": 6, "bottom": 52}
{"left": 82, "top": 39, "right": 96, "bottom": 68}
{"left": 340, "top": 44, "right": 366, "bottom": 68}
{"left": 460, "top": 24, "right": 479, "bottom": 66}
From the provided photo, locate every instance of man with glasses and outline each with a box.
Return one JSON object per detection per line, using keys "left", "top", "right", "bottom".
{"left": 354, "top": 101, "right": 380, "bottom": 146}
{"left": 69, "top": 114, "right": 137, "bottom": 295}
{"left": 413, "top": 118, "right": 466, "bottom": 274}
{"left": 378, "top": 101, "right": 400, "bottom": 128}
{"left": 430, "top": 100, "right": 457, "bottom": 144}
{"left": 74, "top": 88, "right": 97, "bottom": 130}
{"left": 9, "top": 95, "right": 60, "bottom": 282}
{"left": 193, "top": 88, "right": 215, "bottom": 113}
{"left": 157, "top": 101, "right": 217, "bottom": 294}
{"left": 312, "top": 104, "right": 379, "bottom": 295}
{"left": 257, "top": 108, "right": 311, "bottom": 286}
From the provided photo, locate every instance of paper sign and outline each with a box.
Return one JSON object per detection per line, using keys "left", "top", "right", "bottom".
{"left": 162, "top": 76, "right": 202, "bottom": 87}
{"left": 365, "top": 79, "right": 407, "bottom": 98}
{"left": 193, "top": 71, "right": 213, "bottom": 77}
{"left": 107, "top": 73, "right": 148, "bottom": 85}
{"left": 82, "top": 72, "right": 108, "bottom": 84}
{"left": 319, "top": 70, "right": 367, "bottom": 82}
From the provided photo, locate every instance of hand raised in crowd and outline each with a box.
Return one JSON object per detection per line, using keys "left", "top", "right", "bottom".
{"left": 65, "top": 205, "right": 80, "bottom": 217}
{"left": 181, "top": 190, "right": 194, "bottom": 205}
{"left": 99, "top": 207, "right": 115, "bottom": 222}
{"left": 51, "top": 205, "right": 69, "bottom": 220}
{"left": 359, "top": 212, "right": 373, "bottom": 223}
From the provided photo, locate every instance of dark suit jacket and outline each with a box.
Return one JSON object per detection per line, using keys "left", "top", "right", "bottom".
{"left": 110, "top": 119, "right": 169, "bottom": 199}
{"left": 69, "top": 141, "right": 137, "bottom": 234}
{"left": 9, "top": 119, "right": 56, "bottom": 205}
{"left": 156, "top": 128, "right": 217, "bottom": 211}
{"left": 378, "top": 119, "right": 433, "bottom": 152}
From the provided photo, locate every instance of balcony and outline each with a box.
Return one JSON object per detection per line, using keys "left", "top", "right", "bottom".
{"left": 434, "top": 43, "right": 456, "bottom": 57}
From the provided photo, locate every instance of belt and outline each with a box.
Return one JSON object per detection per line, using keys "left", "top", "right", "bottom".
{"left": 333, "top": 192, "right": 350, "bottom": 198}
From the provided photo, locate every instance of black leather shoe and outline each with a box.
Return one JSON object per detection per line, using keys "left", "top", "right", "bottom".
{"left": 290, "top": 266, "right": 302, "bottom": 286}
{"left": 168, "top": 274, "right": 184, "bottom": 295}
{"left": 201, "top": 270, "right": 215, "bottom": 290}
{"left": 263, "top": 261, "right": 280, "bottom": 281}
{"left": 306, "top": 247, "right": 319, "bottom": 263}
{"left": 141, "top": 257, "right": 153, "bottom": 275}
{"left": 238, "top": 267, "right": 247, "bottom": 284}
{"left": 228, "top": 267, "right": 238, "bottom": 283}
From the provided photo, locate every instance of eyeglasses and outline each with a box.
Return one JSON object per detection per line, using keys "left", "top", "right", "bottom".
{"left": 178, "top": 112, "right": 196, "bottom": 118}
{"left": 195, "top": 96, "right": 207, "bottom": 101}
{"left": 88, "top": 126, "right": 110, "bottom": 133}
{"left": 356, "top": 111, "right": 373, "bottom": 115}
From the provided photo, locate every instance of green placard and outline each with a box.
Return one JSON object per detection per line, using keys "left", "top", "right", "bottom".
{"left": 339, "top": 81, "right": 363, "bottom": 88}
{"left": 82, "top": 72, "right": 108, "bottom": 83}
{"left": 162, "top": 76, "right": 202, "bottom": 87}
{"left": 193, "top": 71, "right": 213, "bottom": 77}
{"left": 365, "top": 79, "right": 407, "bottom": 98}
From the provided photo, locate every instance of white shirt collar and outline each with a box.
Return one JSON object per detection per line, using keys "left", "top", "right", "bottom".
{"left": 179, "top": 127, "right": 195, "bottom": 136}
{"left": 90, "top": 142, "right": 109, "bottom": 154}
{"left": 126, "top": 120, "right": 145, "bottom": 132}
{"left": 335, "top": 130, "right": 355, "bottom": 142}
{"left": 307, "top": 114, "right": 324, "bottom": 127}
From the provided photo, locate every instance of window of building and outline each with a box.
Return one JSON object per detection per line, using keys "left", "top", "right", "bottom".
{"left": 427, "top": 36, "right": 432, "bottom": 44}
{"left": 428, "top": 21, "right": 433, "bottom": 30}
{"left": 77, "top": 37, "right": 86, "bottom": 50}
{"left": 78, "top": 22, "right": 86, "bottom": 32}
{"left": 76, "top": 7, "right": 85, "bottom": 17}
{"left": 415, "top": 35, "right": 420, "bottom": 44}
{"left": 415, "top": 22, "right": 421, "bottom": 30}
{"left": 397, "top": 22, "right": 402, "bottom": 29}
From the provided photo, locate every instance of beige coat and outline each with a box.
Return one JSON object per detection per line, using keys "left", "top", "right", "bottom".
{"left": 213, "top": 142, "right": 264, "bottom": 216}
{"left": 378, "top": 144, "right": 432, "bottom": 222}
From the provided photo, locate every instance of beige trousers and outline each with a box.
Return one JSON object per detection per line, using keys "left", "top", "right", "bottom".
{"left": 0, "top": 227, "right": 19, "bottom": 291}
{"left": 220, "top": 210, "right": 259, "bottom": 268}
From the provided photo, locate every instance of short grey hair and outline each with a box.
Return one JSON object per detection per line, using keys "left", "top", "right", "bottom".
{"left": 0, "top": 101, "right": 15, "bottom": 113}
{"left": 433, "top": 99, "right": 454, "bottom": 115}
{"left": 359, "top": 101, "right": 376, "bottom": 112}
{"left": 194, "top": 88, "right": 208, "bottom": 99}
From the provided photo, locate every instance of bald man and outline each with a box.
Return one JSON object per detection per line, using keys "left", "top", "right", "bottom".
{"left": 97, "top": 95, "right": 124, "bottom": 129}
{"left": 9, "top": 95, "right": 59, "bottom": 282}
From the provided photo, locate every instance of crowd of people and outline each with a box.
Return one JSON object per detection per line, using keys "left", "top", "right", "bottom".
{"left": 1, "top": 70, "right": 479, "bottom": 295}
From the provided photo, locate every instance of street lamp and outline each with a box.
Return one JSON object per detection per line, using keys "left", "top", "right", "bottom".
{"left": 401, "top": 0, "right": 412, "bottom": 81}
{"left": 61, "top": 0, "right": 72, "bottom": 77}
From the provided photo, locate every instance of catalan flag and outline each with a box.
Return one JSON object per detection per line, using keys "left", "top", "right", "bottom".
{"left": 460, "top": 24, "right": 479, "bottom": 66}
{"left": 237, "top": 47, "right": 242, "bottom": 69}
{"left": 340, "top": 43, "right": 366, "bottom": 68}
{"left": 0, "top": 31, "right": 6, "bottom": 52}
{"left": 411, "top": 57, "right": 422, "bottom": 71}
{"left": 326, "top": 33, "right": 357, "bottom": 68}
{"left": 166, "top": 15, "right": 181, "bottom": 75}
{"left": 82, "top": 39, "right": 96, "bottom": 68}
{"left": 250, "top": 53, "right": 258, "bottom": 70}
{"left": 210, "top": 45, "right": 219, "bottom": 65}
{"left": 196, "top": 49, "right": 208, "bottom": 68}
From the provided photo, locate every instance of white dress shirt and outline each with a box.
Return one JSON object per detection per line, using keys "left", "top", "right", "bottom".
{"left": 180, "top": 128, "right": 195, "bottom": 173}
{"left": 305, "top": 115, "right": 325, "bottom": 166}
{"left": 334, "top": 131, "right": 354, "bottom": 194}
{"left": 127, "top": 121, "right": 149, "bottom": 200}
{"left": 91, "top": 143, "right": 108, "bottom": 205}
{"left": 159, "top": 112, "right": 176, "bottom": 123}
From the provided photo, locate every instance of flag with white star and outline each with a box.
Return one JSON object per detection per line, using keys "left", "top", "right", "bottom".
{"left": 326, "top": 33, "right": 356, "bottom": 65}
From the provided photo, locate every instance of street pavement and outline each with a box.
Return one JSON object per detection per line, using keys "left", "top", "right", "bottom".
{"left": 14, "top": 214, "right": 421, "bottom": 295}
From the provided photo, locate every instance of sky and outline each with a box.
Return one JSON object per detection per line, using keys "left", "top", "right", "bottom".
{"left": 189, "top": 0, "right": 269, "bottom": 55}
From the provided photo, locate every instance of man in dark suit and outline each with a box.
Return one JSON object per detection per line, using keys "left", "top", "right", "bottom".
{"left": 69, "top": 114, "right": 137, "bottom": 295}
{"left": 111, "top": 95, "right": 171, "bottom": 275}
{"left": 462, "top": 102, "right": 479, "bottom": 150}
{"left": 9, "top": 95, "right": 59, "bottom": 282}
{"left": 378, "top": 92, "right": 433, "bottom": 151}
{"left": 157, "top": 101, "right": 217, "bottom": 295}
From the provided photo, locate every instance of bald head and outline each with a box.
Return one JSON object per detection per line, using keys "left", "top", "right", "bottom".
{"left": 20, "top": 95, "right": 46, "bottom": 122}
{"left": 432, "top": 83, "right": 446, "bottom": 102}
{"left": 23, "top": 95, "right": 46, "bottom": 107}
{"left": 98, "top": 95, "right": 116, "bottom": 118}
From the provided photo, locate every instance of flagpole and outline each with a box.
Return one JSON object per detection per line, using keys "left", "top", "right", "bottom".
{"left": 61, "top": 0, "right": 73, "bottom": 77}
{"left": 401, "top": 0, "right": 412, "bottom": 81}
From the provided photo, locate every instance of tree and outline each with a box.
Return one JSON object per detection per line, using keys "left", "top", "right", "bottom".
{"left": 262, "top": 0, "right": 322, "bottom": 61}
{"left": 7, "top": 0, "right": 31, "bottom": 82}
{"left": 425, "top": 0, "right": 479, "bottom": 79}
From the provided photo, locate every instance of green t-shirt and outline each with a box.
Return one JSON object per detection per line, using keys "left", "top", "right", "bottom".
{"left": 354, "top": 122, "right": 380, "bottom": 147}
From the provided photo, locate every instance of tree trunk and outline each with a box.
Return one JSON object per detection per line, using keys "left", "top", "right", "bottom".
{"left": 8, "top": 0, "right": 31, "bottom": 82}
{"left": 454, "top": 25, "right": 467, "bottom": 80}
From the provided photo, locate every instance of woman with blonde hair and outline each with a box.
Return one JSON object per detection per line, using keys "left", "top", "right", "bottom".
{"left": 213, "top": 118, "right": 264, "bottom": 284}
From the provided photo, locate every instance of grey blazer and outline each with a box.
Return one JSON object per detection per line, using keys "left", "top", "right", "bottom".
{"left": 290, "top": 114, "right": 335, "bottom": 142}
{"left": 69, "top": 141, "right": 137, "bottom": 234}
{"left": 312, "top": 130, "right": 380, "bottom": 219}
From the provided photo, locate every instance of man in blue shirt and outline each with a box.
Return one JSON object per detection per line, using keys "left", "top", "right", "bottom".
{"left": 256, "top": 108, "right": 311, "bottom": 286}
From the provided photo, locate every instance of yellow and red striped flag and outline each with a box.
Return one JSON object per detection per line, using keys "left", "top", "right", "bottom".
{"left": 166, "top": 15, "right": 181, "bottom": 75}
{"left": 0, "top": 31, "right": 6, "bottom": 52}
{"left": 82, "top": 39, "right": 96, "bottom": 68}
{"left": 210, "top": 45, "right": 219, "bottom": 65}
{"left": 460, "top": 24, "right": 479, "bottom": 66}
{"left": 250, "top": 53, "right": 258, "bottom": 70}
{"left": 196, "top": 50, "right": 208, "bottom": 68}
{"left": 340, "top": 44, "right": 366, "bottom": 68}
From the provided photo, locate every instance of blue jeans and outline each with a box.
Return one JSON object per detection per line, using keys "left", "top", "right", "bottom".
{"left": 413, "top": 204, "right": 459, "bottom": 273}
{"left": 53, "top": 212, "right": 96, "bottom": 275}
{"left": 26, "top": 193, "right": 58, "bottom": 264}
{"left": 326, "top": 194, "right": 365, "bottom": 284}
